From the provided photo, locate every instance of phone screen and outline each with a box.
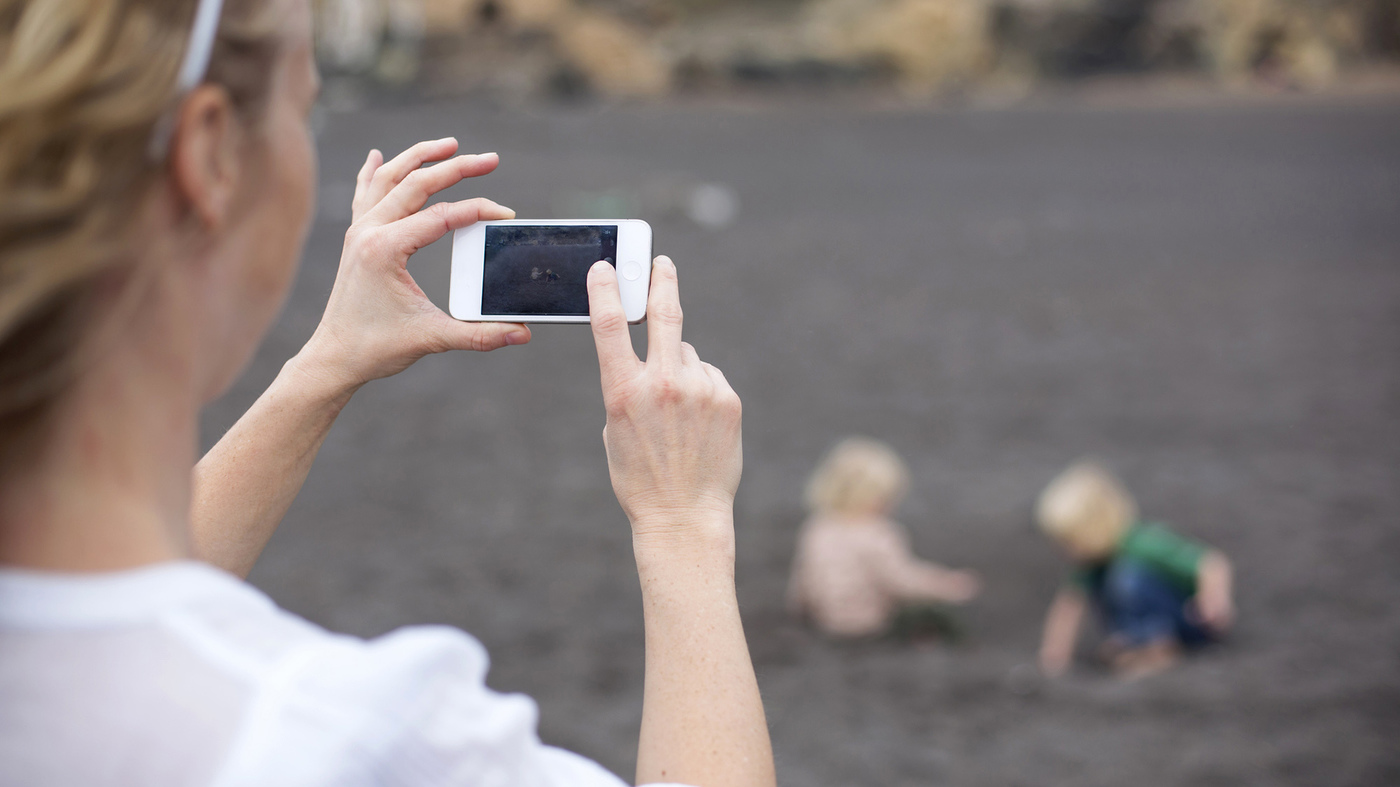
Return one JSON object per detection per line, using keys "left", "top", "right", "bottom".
{"left": 482, "top": 225, "right": 618, "bottom": 316}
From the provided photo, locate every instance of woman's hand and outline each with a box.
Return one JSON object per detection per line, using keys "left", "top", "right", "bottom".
{"left": 586, "top": 256, "right": 742, "bottom": 551}
{"left": 590, "top": 257, "right": 773, "bottom": 787}
{"left": 297, "top": 138, "right": 531, "bottom": 394}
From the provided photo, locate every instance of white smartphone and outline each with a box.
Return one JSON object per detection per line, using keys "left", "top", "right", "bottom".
{"left": 449, "top": 219, "right": 652, "bottom": 323}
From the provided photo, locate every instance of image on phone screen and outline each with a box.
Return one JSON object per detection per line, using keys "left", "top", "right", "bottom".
{"left": 481, "top": 225, "right": 618, "bottom": 316}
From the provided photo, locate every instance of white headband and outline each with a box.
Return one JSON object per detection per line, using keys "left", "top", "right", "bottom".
{"left": 176, "top": 0, "right": 227, "bottom": 91}
{"left": 148, "top": 0, "right": 227, "bottom": 159}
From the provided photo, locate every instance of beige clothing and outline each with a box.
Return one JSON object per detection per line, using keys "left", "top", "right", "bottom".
{"left": 787, "top": 514, "right": 958, "bottom": 637}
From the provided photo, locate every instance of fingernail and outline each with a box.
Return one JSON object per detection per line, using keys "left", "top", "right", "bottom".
{"left": 437, "top": 136, "right": 456, "bottom": 144}
{"left": 506, "top": 329, "right": 529, "bottom": 346}
{"left": 480, "top": 151, "right": 498, "bottom": 158}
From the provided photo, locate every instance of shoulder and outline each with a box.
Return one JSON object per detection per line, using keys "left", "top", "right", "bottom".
{"left": 868, "top": 517, "right": 911, "bottom": 549}
{"left": 1125, "top": 521, "right": 1205, "bottom": 553}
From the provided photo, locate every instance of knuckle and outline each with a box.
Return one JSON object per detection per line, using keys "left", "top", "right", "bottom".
{"left": 370, "top": 162, "right": 396, "bottom": 186}
{"left": 425, "top": 201, "right": 452, "bottom": 223}
{"left": 345, "top": 224, "right": 377, "bottom": 254}
{"left": 652, "top": 376, "right": 685, "bottom": 403}
{"left": 651, "top": 301, "right": 683, "bottom": 326}
{"left": 592, "top": 309, "right": 627, "bottom": 335}
{"left": 355, "top": 228, "right": 390, "bottom": 260}
{"left": 605, "top": 399, "right": 629, "bottom": 420}
{"left": 723, "top": 389, "right": 743, "bottom": 416}
{"left": 473, "top": 329, "right": 504, "bottom": 352}
{"left": 604, "top": 390, "right": 633, "bottom": 419}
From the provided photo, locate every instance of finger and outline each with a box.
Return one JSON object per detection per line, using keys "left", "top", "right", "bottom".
{"left": 588, "top": 261, "right": 640, "bottom": 389}
{"left": 362, "top": 153, "right": 502, "bottom": 227}
{"left": 679, "top": 340, "right": 701, "bottom": 367}
{"left": 364, "top": 137, "right": 460, "bottom": 211}
{"left": 701, "top": 360, "right": 733, "bottom": 391}
{"left": 701, "top": 362, "right": 743, "bottom": 411}
{"left": 432, "top": 313, "right": 531, "bottom": 353}
{"left": 389, "top": 197, "right": 516, "bottom": 256}
{"left": 645, "top": 256, "right": 683, "bottom": 368}
{"left": 352, "top": 147, "right": 386, "bottom": 217}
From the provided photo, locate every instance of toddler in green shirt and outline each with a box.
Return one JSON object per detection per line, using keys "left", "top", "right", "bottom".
{"left": 1035, "top": 461, "right": 1235, "bottom": 679}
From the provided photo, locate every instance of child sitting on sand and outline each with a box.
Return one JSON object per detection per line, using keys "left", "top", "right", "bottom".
{"left": 787, "top": 438, "right": 981, "bottom": 639}
{"left": 1036, "top": 461, "right": 1235, "bottom": 679}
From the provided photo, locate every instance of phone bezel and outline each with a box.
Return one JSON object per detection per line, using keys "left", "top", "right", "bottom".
{"left": 449, "top": 219, "right": 652, "bottom": 324}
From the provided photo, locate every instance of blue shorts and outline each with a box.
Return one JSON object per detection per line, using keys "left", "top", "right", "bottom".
{"left": 1086, "top": 559, "right": 1212, "bottom": 649}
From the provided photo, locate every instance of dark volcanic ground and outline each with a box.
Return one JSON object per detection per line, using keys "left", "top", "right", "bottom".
{"left": 203, "top": 94, "right": 1400, "bottom": 786}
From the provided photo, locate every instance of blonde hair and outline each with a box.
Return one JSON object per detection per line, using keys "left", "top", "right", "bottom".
{"left": 0, "top": 0, "right": 283, "bottom": 465}
{"left": 1035, "top": 460, "right": 1137, "bottom": 559}
{"left": 804, "top": 437, "right": 910, "bottom": 516}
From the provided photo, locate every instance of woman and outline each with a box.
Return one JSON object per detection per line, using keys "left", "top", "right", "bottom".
{"left": 0, "top": 0, "right": 774, "bottom": 784}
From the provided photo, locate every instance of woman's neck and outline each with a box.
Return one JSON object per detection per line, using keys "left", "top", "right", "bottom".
{"left": 0, "top": 326, "right": 200, "bottom": 572}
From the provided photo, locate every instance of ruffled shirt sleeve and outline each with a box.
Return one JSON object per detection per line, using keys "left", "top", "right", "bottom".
{"left": 210, "top": 625, "right": 692, "bottom": 787}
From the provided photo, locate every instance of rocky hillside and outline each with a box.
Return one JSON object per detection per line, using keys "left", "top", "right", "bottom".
{"left": 312, "top": 0, "right": 1400, "bottom": 97}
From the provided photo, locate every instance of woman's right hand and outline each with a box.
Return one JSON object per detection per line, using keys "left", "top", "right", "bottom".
{"left": 586, "top": 256, "right": 743, "bottom": 553}
{"left": 590, "top": 259, "right": 773, "bottom": 787}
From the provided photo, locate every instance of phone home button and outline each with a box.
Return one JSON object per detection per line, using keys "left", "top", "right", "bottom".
{"left": 622, "top": 260, "right": 644, "bottom": 281}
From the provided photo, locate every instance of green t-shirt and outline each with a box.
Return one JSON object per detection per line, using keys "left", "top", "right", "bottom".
{"left": 1071, "top": 521, "right": 1207, "bottom": 595}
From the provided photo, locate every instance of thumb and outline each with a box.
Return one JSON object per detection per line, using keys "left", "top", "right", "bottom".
{"left": 432, "top": 316, "right": 531, "bottom": 353}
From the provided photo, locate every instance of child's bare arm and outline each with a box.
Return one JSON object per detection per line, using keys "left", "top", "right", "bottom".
{"left": 867, "top": 527, "right": 981, "bottom": 604}
{"left": 917, "top": 563, "right": 981, "bottom": 603}
{"left": 1039, "top": 588, "right": 1086, "bottom": 677}
{"left": 1194, "top": 550, "right": 1235, "bottom": 632}
{"left": 881, "top": 556, "right": 981, "bottom": 604}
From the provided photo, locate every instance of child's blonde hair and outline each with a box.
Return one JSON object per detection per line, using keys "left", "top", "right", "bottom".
{"left": 1035, "top": 461, "right": 1137, "bottom": 559}
{"left": 805, "top": 437, "right": 909, "bottom": 516}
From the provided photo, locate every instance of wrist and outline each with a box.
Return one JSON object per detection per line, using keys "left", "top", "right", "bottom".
{"left": 282, "top": 341, "right": 363, "bottom": 411}
{"left": 631, "top": 511, "right": 737, "bottom": 579}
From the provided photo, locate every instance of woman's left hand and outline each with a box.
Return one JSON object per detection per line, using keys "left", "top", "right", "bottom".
{"left": 296, "top": 138, "right": 530, "bottom": 394}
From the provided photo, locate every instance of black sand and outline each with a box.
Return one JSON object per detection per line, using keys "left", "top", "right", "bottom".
{"left": 204, "top": 94, "right": 1400, "bottom": 786}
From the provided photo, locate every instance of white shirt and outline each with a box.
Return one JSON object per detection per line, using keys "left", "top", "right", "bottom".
{"left": 0, "top": 561, "right": 689, "bottom": 787}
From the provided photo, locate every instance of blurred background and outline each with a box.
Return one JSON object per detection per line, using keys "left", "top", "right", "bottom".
{"left": 204, "top": 1, "right": 1400, "bottom": 784}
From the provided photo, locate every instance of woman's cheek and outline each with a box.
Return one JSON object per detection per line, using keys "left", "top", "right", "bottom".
{"left": 275, "top": 115, "right": 316, "bottom": 281}
{"left": 285, "top": 115, "right": 316, "bottom": 244}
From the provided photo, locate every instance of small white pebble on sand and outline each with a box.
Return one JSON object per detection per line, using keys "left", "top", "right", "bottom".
{"left": 687, "top": 183, "right": 740, "bottom": 229}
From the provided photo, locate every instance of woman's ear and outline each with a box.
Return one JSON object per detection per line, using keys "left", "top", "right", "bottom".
{"left": 169, "top": 84, "right": 242, "bottom": 230}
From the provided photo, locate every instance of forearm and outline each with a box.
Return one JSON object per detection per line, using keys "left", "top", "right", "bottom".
{"left": 190, "top": 351, "right": 356, "bottom": 577}
{"left": 894, "top": 561, "right": 968, "bottom": 602}
{"left": 634, "top": 524, "right": 775, "bottom": 787}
